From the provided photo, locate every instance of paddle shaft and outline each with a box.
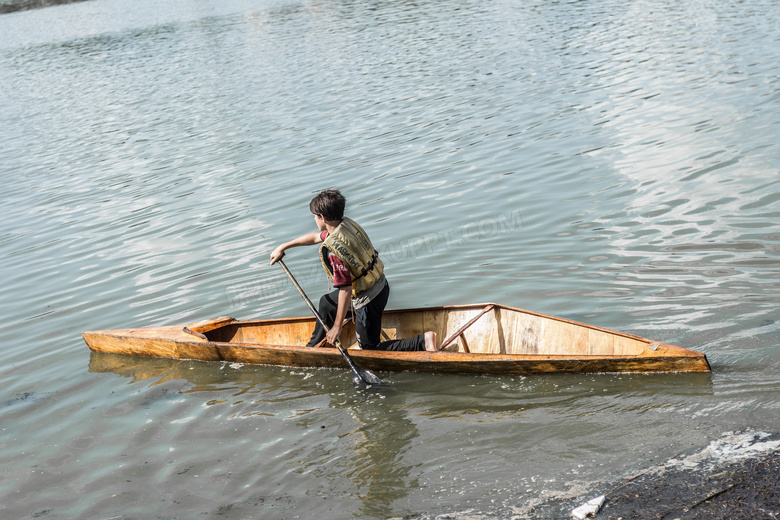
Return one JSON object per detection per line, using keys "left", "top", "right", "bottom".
{"left": 277, "top": 258, "right": 383, "bottom": 386}
{"left": 277, "top": 259, "right": 335, "bottom": 340}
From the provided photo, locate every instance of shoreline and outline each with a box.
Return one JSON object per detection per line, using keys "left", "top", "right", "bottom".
{"left": 588, "top": 447, "right": 780, "bottom": 519}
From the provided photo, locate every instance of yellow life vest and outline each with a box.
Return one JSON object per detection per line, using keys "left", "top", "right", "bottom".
{"left": 319, "top": 217, "right": 384, "bottom": 297}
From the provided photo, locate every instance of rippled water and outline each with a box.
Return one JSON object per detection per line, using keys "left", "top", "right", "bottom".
{"left": 1, "top": 0, "right": 779, "bottom": 518}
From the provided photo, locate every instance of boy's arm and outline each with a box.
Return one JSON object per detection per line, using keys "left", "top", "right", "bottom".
{"left": 269, "top": 232, "right": 323, "bottom": 264}
{"left": 326, "top": 286, "right": 352, "bottom": 345}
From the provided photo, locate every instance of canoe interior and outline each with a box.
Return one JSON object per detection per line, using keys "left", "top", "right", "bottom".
{"left": 204, "top": 304, "right": 652, "bottom": 357}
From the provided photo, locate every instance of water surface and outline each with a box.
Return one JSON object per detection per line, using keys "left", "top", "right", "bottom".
{"left": 1, "top": 0, "right": 779, "bottom": 518}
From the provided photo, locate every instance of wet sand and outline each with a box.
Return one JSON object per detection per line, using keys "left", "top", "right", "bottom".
{"left": 597, "top": 449, "right": 780, "bottom": 519}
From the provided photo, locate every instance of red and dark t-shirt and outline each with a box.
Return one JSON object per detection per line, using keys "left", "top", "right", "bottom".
{"left": 320, "top": 230, "right": 352, "bottom": 287}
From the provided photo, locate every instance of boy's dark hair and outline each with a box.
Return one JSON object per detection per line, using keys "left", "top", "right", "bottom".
{"left": 309, "top": 189, "right": 346, "bottom": 221}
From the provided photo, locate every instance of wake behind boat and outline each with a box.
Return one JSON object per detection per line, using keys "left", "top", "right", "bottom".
{"left": 82, "top": 303, "right": 710, "bottom": 375}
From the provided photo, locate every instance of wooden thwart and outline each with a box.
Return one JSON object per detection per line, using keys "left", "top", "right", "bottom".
{"left": 458, "top": 334, "right": 471, "bottom": 353}
{"left": 437, "top": 304, "right": 495, "bottom": 351}
{"left": 182, "top": 327, "right": 208, "bottom": 340}
{"left": 183, "top": 316, "right": 236, "bottom": 341}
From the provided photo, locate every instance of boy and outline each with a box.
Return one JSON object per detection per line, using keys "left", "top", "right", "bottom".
{"left": 269, "top": 189, "right": 436, "bottom": 351}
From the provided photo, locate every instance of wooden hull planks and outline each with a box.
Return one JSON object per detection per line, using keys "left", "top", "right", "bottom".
{"left": 82, "top": 303, "right": 711, "bottom": 375}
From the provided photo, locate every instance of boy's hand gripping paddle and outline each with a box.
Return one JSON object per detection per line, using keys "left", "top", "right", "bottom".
{"left": 277, "top": 259, "right": 383, "bottom": 386}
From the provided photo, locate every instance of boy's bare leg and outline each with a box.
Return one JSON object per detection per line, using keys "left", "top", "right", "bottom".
{"left": 424, "top": 331, "right": 437, "bottom": 351}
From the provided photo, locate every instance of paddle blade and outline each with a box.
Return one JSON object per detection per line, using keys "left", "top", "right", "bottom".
{"left": 337, "top": 346, "right": 384, "bottom": 386}
{"left": 355, "top": 366, "right": 384, "bottom": 386}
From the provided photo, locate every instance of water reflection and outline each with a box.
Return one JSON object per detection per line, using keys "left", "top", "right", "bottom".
{"left": 326, "top": 389, "right": 421, "bottom": 518}
{"left": 89, "top": 351, "right": 715, "bottom": 517}
{"left": 89, "top": 352, "right": 422, "bottom": 517}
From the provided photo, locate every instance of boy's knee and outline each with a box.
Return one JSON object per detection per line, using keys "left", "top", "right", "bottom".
{"left": 355, "top": 330, "right": 380, "bottom": 350}
{"left": 318, "top": 293, "right": 337, "bottom": 312}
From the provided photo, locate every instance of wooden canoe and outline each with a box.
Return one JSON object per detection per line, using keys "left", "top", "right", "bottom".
{"left": 82, "top": 303, "right": 710, "bottom": 375}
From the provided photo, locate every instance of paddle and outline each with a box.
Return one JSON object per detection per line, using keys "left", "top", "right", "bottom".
{"left": 277, "top": 259, "right": 384, "bottom": 387}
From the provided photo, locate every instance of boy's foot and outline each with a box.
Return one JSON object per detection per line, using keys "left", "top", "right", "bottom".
{"left": 424, "top": 331, "right": 437, "bottom": 351}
